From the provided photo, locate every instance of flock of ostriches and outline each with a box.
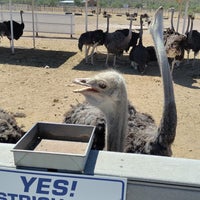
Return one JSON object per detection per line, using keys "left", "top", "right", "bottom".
{"left": 0, "top": 7, "right": 199, "bottom": 157}
{"left": 79, "top": 8, "right": 200, "bottom": 73}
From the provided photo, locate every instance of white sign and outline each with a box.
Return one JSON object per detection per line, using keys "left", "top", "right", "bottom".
{"left": 0, "top": 167, "right": 127, "bottom": 200}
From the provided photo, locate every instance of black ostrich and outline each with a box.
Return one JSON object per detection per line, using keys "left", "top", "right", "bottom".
{"left": 78, "top": 29, "right": 105, "bottom": 65}
{"left": 0, "top": 23, "right": 10, "bottom": 40}
{"left": 3, "top": 10, "right": 25, "bottom": 41}
{"left": 184, "top": 15, "right": 200, "bottom": 65}
{"left": 146, "top": 46, "right": 157, "bottom": 62}
{"left": 0, "top": 109, "right": 25, "bottom": 143}
{"left": 64, "top": 7, "right": 177, "bottom": 156}
{"left": 104, "top": 15, "right": 134, "bottom": 67}
{"left": 115, "top": 28, "right": 140, "bottom": 52}
{"left": 78, "top": 14, "right": 111, "bottom": 65}
{"left": 183, "top": 14, "right": 193, "bottom": 62}
{"left": 129, "top": 14, "right": 150, "bottom": 73}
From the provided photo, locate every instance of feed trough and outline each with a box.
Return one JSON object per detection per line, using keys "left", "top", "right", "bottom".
{"left": 12, "top": 122, "right": 95, "bottom": 172}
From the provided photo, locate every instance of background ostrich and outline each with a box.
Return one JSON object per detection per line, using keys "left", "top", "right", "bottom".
{"left": 0, "top": 109, "right": 25, "bottom": 143}
{"left": 146, "top": 46, "right": 157, "bottom": 63}
{"left": 184, "top": 15, "right": 200, "bottom": 65}
{"left": 129, "top": 14, "right": 150, "bottom": 73}
{"left": 78, "top": 29, "right": 105, "bottom": 65}
{"left": 104, "top": 14, "right": 133, "bottom": 67}
{"left": 183, "top": 14, "right": 192, "bottom": 62}
{"left": 163, "top": 7, "right": 188, "bottom": 72}
{"left": 115, "top": 28, "right": 140, "bottom": 53}
{"left": 0, "top": 23, "right": 10, "bottom": 41}
{"left": 78, "top": 14, "right": 111, "bottom": 65}
{"left": 165, "top": 33, "right": 186, "bottom": 72}
{"left": 163, "top": 7, "right": 176, "bottom": 43}
{"left": 70, "top": 6, "right": 177, "bottom": 156}
{"left": 3, "top": 10, "right": 25, "bottom": 41}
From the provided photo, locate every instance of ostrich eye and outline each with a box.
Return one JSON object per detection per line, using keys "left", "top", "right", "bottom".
{"left": 98, "top": 82, "right": 107, "bottom": 89}
{"left": 81, "top": 79, "right": 87, "bottom": 83}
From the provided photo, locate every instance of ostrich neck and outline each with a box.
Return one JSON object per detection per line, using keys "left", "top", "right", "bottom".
{"left": 139, "top": 18, "right": 143, "bottom": 45}
{"left": 128, "top": 18, "right": 133, "bottom": 37}
{"left": 189, "top": 18, "right": 193, "bottom": 40}
{"left": 185, "top": 15, "right": 190, "bottom": 34}
{"left": 151, "top": 17, "right": 177, "bottom": 146}
{"left": 171, "top": 10, "right": 175, "bottom": 31}
{"left": 106, "top": 17, "right": 110, "bottom": 33}
{"left": 103, "top": 90, "right": 128, "bottom": 152}
{"left": 20, "top": 12, "right": 24, "bottom": 24}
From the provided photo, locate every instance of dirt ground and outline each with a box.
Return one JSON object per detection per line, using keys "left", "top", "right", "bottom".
{"left": 0, "top": 12, "right": 199, "bottom": 160}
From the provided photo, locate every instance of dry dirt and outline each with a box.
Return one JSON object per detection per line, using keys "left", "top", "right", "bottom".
{"left": 0, "top": 12, "right": 199, "bottom": 160}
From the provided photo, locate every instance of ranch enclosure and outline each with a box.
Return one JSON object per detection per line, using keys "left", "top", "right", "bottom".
{"left": 0, "top": 6, "right": 199, "bottom": 161}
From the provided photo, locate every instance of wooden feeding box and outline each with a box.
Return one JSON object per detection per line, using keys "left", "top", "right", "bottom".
{"left": 12, "top": 122, "right": 95, "bottom": 172}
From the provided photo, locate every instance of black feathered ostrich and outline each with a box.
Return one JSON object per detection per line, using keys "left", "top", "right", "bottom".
{"left": 184, "top": 15, "right": 200, "bottom": 65}
{"left": 3, "top": 10, "right": 25, "bottom": 41}
{"left": 0, "top": 23, "right": 10, "bottom": 41}
{"left": 78, "top": 29, "right": 105, "bottom": 65}
{"left": 129, "top": 14, "right": 150, "bottom": 73}
{"left": 115, "top": 28, "right": 140, "bottom": 53}
{"left": 78, "top": 14, "right": 111, "bottom": 65}
{"left": 104, "top": 14, "right": 134, "bottom": 67}
{"left": 64, "top": 7, "right": 177, "bottom": 156}
{"left": 183, "top": 14, "right": 192, "bottom": 62}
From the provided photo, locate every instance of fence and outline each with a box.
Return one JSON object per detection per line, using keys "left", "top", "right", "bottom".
{"left": 0, "top": 11, "right": 75, "bottom": 38}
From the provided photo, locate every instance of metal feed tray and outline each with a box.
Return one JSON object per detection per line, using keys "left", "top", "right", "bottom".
{"left": 12, "top": 122, "right": 95, "bottom": 172}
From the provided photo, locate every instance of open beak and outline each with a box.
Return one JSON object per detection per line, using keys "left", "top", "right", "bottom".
{"left": 73, "top": 78, "right": 98, "bottom": 93}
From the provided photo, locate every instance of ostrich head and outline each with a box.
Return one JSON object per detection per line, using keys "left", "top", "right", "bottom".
{"left": 73, "top": 70, "right": 127, "bottom": 115}
{"left": 73, "top": 70, "right": 128, "bottom": 152}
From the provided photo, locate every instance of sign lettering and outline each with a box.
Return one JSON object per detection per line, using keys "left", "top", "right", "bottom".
{"left": 0, "top": 168, "right": 127, "bottom": 200}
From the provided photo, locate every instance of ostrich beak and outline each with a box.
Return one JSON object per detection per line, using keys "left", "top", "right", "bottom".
{"left": 73, "top": 78, "right": 98, "bottom": 93}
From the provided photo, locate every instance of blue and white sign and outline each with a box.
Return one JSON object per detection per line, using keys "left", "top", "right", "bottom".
{"left": 0, "top": 168, "right": 127, "bottom": 200}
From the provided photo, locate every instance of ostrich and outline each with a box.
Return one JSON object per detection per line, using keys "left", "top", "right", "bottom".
{"left": 0, "top": 108, "right": 25, "bottom": 143}
{"left": 0, "top": 23, "right": 10, "bottom": 41}
{"left": 184, "top": 15, "right": 200, "bottom": 65}
{"left": 78, "top": 14, "right": 111, "bottom": 65}
{"left": 64, "top": 102, "right": 106, "bottom": 150}
{"left": 104, "top": 14, "right": 133, "bottom": 67}
{"left": 183, "top": 14, "right": 192, "bottom": 62}
{"left": 165, "top": 32, "right": 186, "bottom": 72}
{"left": 129, "top": 14, "right": 150, "bottom": 73}
{"left": 69, "top": 6, "right": 177, "bottom": 155}
{"left": 3, "top": 10, "right": 25, "bottom": 41}
{"left": 78, "top": 29, "right": 105, "bottom": 65}
{"left": 163, "top": 7, "right": 175, "bottom": 43}
{"left": 115, "top": 28, "right": 140, "bottom": 53}
{"left": 146, "top": 46, "right": 157, "bottom": 62}
{"left": 142, "top": 13, "right": 151, "bottom": 26}
{"left": 163, "top": 7, "right": 187, "bottom": 72}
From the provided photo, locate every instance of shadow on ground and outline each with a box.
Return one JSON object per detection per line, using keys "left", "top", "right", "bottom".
{"left": 73, "top": 53, "right": 200, "bottom": 89}
{"left": 0, "top": 47, "right": 77, "bottom": 68}
{"left": 173, "top": 61, "right": 200, "bottom": 89}
{"left": 72, "top": 53, "right": 161, "bottom": 75}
